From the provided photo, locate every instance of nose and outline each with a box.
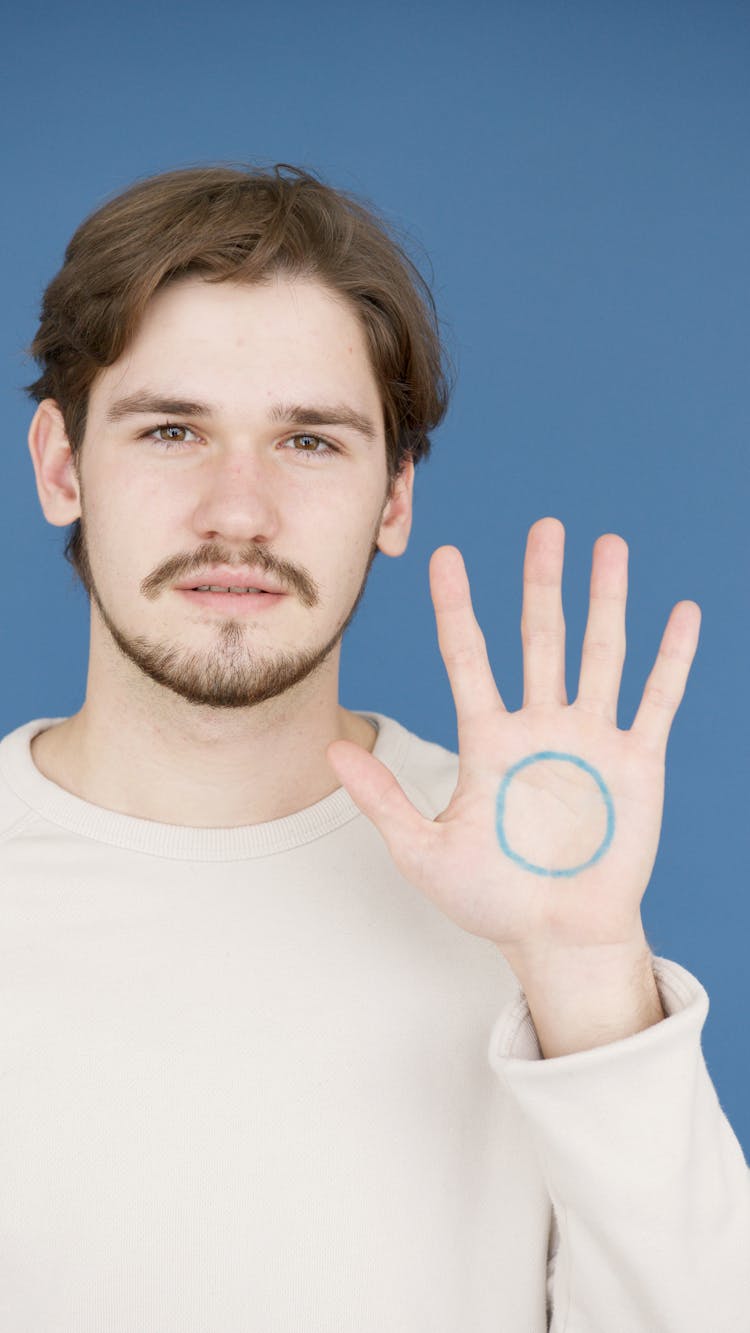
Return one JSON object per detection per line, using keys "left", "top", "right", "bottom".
{"left": 190, "top": 452, "right": 283, "bottom": 547}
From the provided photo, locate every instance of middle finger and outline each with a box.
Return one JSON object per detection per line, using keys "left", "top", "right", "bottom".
{"left": 520, "top": 517, "right": 567, "bottom": 708}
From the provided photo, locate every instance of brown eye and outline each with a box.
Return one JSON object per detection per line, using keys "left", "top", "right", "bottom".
{"left": 284, "top": 433, "right": 337, "bottom": 460}
{"left": 156, "top": 425, "right": 187, "bottom": 442}
{"left": 144, "top": 422, "right": 198, "bottom": 449}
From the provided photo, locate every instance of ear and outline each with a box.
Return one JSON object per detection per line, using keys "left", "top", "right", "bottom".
{"left": 376, "top": 455, "right": 415, "bottom": 557}
{"left": 27, "top": 399, "right": 82, "bottom": 528}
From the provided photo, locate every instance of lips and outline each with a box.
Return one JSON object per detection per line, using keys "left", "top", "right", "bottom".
{"left": 178, "top": 588, "right": 285, "bottom": 612}
{"left": 176, "top": 568, "right": 284, "bottom": 594}
{"left": 191, "top": 587, "right": 269, "bottom": 594}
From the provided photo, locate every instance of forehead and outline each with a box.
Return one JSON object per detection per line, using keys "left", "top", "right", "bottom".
{"left": 134, "top": 273, "right": 368, "bottom": 352}
{"left": 92, "top": 273, "right": 382, "bottom": 419}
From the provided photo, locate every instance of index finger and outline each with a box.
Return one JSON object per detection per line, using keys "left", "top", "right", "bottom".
{"left": 429, "top": 546, "right": 505, "bottom": 744}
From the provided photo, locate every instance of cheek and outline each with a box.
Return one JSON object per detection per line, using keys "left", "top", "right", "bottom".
{"left": 297, "top": 475, "right": 383, "bottom": 542}
{"left": 329, "top": 501, "right": 383, "bottom": 563}
{"left": 82, "top": 479, "right": 171, "bottom": 576}
{"left": 306, "top": 509, "right": 382, "bottom": 608}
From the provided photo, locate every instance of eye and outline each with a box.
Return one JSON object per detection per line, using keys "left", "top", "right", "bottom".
{"left": 141, "top": 423, "right": 338, "bottom": 460}
{"left": 282, "top": 432, "right": 338, "bottom": 460}
{"left": 143, "top": 422, "right": 200, "bottom": 448}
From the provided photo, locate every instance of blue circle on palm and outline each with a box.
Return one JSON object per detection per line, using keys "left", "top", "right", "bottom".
{"left": 495, "top": 751, "right": 615, "bottom": 878}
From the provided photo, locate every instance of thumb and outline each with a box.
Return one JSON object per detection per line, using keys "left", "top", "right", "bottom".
{"left": 326, "top": 739, "right": 428, "bottom": 863}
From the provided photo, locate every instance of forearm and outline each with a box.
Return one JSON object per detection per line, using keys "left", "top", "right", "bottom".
{"left": 489, "top": 956, "right": 750, "bottom": 1331}
{"left": 504, "top": 934, "right": 666, "bottom": 1059}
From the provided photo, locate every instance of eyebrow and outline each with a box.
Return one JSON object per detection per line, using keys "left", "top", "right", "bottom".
{"left": 104, "top": 391, "right": 379, "bottom": 443}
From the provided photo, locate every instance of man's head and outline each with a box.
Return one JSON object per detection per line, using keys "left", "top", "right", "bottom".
{"left": 23, "top": 164, "right": 453, "bottom": 713}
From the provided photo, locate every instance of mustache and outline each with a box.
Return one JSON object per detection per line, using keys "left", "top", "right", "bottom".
{"left": 141, "top": 548, "right": 318, "bottom": 608}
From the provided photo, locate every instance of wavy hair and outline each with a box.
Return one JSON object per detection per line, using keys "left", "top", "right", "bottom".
{"left": 22, "top": 162, "right": 455, "bottom": 587}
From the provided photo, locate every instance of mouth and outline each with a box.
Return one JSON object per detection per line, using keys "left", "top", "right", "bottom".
{"left": 177, "top": 588, "right": 286, "bottom": 612}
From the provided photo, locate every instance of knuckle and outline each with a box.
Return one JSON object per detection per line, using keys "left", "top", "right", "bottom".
{"left": 582, "top": 635, "right": 624, "bottom": 661}
{"left": 446, "top": 643, "right": 479, "bottom": 669}
{"left": 645, "top": 683, "right": 679, "bottom": 711}
{"left": 521, "top": 624, "right": 562, "bottom": 647}
{"left": 445, "top": 630, "right": 486, "bottom": 668}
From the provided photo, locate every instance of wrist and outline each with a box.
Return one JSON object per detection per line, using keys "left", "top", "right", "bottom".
{"left": 503, "top": 936, "right": 666, "bottom": 1059}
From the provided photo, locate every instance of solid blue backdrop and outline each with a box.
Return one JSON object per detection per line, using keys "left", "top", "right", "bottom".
{"left": 2, "top": 0, "right": 748, "bottom": 1154}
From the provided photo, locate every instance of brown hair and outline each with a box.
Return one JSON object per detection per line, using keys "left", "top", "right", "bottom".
{"left": 22, "top": 161, "right": 454, "bottom": 587}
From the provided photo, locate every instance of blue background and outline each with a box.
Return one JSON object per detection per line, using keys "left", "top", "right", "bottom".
{"left": 2, "top": 1, "right": 748, "bottom": 1155}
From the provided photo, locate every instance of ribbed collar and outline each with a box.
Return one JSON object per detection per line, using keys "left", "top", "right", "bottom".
{"left": 0, "top": 712, "right": 410, "bottom": 861}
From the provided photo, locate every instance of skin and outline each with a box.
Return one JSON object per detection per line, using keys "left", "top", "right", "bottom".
{"left": 26, "top": 269, "right": 703, "bottom": 1057}
{"left": 326, "top": 520, "right": 702, "bottom": 1054}
{"left": 26, "top": 274, "right": 414, "bottom": 827}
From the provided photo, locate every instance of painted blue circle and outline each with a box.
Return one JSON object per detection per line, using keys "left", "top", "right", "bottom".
{"left": 495, "top": 751, "right": 615, "bottom": 878}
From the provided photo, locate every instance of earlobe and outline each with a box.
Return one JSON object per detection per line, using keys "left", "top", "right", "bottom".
{"left": 377, "top": 455, "right": 415, "bottom": 558}
{"left": 27, "top": 399, "right": 82, "bottom": 528}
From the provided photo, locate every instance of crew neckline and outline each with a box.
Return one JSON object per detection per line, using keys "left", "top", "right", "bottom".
{"left": 0, "top": 712, "right": 409, "bottom": 861}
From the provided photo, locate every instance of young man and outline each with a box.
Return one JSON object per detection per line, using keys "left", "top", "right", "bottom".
{"left": 2, "top": 163, "right": 747, "bottom": 1329}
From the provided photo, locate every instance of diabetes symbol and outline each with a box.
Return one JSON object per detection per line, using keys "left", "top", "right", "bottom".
{"left": 495, "top": 750, "right": 615, "bottom": 878}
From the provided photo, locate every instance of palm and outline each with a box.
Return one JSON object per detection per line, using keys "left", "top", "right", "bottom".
{"left": 326, "top": 518, "right": 701, "bottom": 960}
{"left": 423, "top": 702, "right": 665, "bottom": 952}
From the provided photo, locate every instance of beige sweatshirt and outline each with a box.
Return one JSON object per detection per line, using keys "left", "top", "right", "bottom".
{"left": 1, "top": 711, "right": 748, "bottom": 1332}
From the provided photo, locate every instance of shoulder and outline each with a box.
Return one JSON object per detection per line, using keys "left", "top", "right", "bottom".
{"left": 0, "top": 718, "right": 55, "bottom": 843}
{"left": 368, "top": 711, "right": 459, "bottom": 820}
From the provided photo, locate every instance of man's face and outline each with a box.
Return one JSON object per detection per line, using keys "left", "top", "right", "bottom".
{"left": 64, "top": 273, "right": 413, "bottom": 712}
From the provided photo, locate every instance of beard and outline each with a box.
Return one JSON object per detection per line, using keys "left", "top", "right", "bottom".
{"left": 69, "top": 496, "right": 386, "bottom": 712}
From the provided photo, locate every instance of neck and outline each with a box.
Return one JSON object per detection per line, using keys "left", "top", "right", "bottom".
{"left": 31, "top": 695, "right": 377, "bottom": 828}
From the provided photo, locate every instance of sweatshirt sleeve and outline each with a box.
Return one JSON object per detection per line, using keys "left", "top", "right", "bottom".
{"left": 487, "top": 956, "right": 750, "bottom": 1332}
